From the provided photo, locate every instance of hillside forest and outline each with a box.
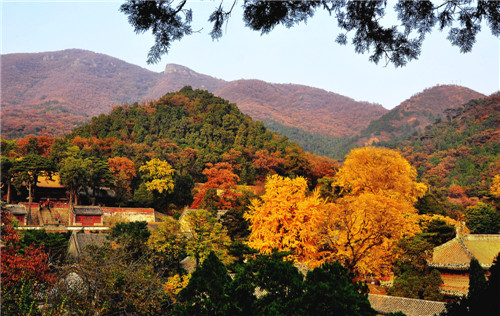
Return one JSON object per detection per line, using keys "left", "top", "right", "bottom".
{"left": 1, "top": 88, "right": 500, "bottom": 315}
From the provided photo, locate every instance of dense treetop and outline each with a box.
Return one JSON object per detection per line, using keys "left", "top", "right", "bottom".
{"left": 69, "top": 86, "right": 334, "bottom": 185}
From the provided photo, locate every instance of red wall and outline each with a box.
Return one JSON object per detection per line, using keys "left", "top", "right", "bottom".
{"left": 14, "top": 215, "right": 25, "bottom": 224}
{"left": 75, "top": 215, "right": 101, "bottom": 226}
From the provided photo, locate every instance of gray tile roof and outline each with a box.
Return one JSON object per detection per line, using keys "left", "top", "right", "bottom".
{"left": 7, "top": 204, "right": 27, "bottom": 215}
{"left": 71, "top": 205, "right": 103, "bottom": 215}
{"left": 368, "top": 294, "right": 446, "bottom": 316}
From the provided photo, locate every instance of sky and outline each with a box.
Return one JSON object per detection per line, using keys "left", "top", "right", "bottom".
{"left": 2, "top": 0, "right": 499, "bottom": 110}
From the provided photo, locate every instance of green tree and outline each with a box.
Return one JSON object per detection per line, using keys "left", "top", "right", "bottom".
{"left": 300, "top": 262, "right": 375, "bottom": 316}
{"left": 251, "top": 252, "right": 305, "bottom": 316}
{"left": 182, "top": 210, "right": 232, "bottom": 267}
{"left": 110, "top": 221, "right": 151, "bottom": 259}
{"left": 86, "top": 157, "right": 114, "bottom": 203}
{"left": 421, "top": 219, "right": 456, "bottom": 246}
{"left": 121, "top": 0, "right": 500, "bottom": 66}
{"left": 468, "top": 258, "right": 487, "bottom": 314}
{"left": 388, "top": 235, "right": 443, "bottom": 301}
{"left": 177, "top": 251, "right": 232, "bottom": 315}
{"left": 1, "top": 157, "right": 14, "bottom": 203}
{"left": 148, "top": 217, "right": 187, "bottom": 274}
{"left": 465, "top": 202, "right": 500, "bottom": 234}
{"left": 59, "top": 157, "right": 91, "bottom": 205}
{"left": 482, "top": 253, "right": 500, "bottom": 315}
{"left": 11, "top": 154, "right": 55, "bottom": 224}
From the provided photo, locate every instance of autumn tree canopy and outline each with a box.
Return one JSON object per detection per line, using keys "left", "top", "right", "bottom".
{"left": 139, "top": 158, "right": 175, "bottom": 194}
{"left": 121, "top": 0, "right": 500, "bottom": 66}
{"left": 327, "top": 147, "right": 427, "bottom": 275}
{"left": 245, "top": 147, "right": 427, "bottom": 275}
{"left": 191, "top": 162, "right": 240, "bottom": 211}
{"left": 245, "top": 175, "right": 327, "bottom": 268}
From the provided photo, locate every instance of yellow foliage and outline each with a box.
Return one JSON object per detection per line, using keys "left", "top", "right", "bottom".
{"left": 245, "top": 175, "right": 327, "bottom": 268}
{"left": 148, "top": 217, "right": 186, "bottom": 266}
{"left": 245, "top": 147, "right": 427, "bottom": 276}
{"left": 419, "top": 214, "right": 457, "bottom": 227}
{"left": 327, "top": 147, "right": 427, "bottom": 276}
{"left": 325, "top": 193, "right": 421, "bottom": 276}
{"left": 335, "top": 147, "right": 427, "bottom": 203}
{"left": 139, "top": 158, "right": 175, "bottom": 193}
{"left": 182, "top": 210, "right": 233, "bottom": 267}
{"left": 164, "top": 274, "right": 191, "bottom": 303}
{"left": 491, "top": 174, "right": 500, "bottom": 197}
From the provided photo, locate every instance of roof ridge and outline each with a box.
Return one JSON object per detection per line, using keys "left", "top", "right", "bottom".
{"left": 456, "top": 236, "right": 475, "bottom": 261}
{"left": 368, "top": 294, "right": 445, "bottom": 304}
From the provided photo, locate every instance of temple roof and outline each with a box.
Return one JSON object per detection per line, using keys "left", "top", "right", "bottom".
{"left": 429, "top": 233, "right": 500, "bottom": 270}
{"left": 6, "top": 204, "right": 27, "bottom": 215}
{"left": 439, "top": 273, "right": 469, "bottom": 297}
{"left": 368, "top": 294, "right": 446, "bottom": 316}
{"left": 71, "top": 206, "right": 103, "bottom": 216}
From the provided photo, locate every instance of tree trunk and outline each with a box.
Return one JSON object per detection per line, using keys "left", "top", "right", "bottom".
{"left": 6, "top": 182, "right": 11, "bottom": 204}
{"left": 28, "top": 182, "right": 32, "bottom": 225}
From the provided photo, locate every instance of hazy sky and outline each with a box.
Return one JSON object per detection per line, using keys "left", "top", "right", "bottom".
{"left": 2, "top": 0, "right": 499, "bottom": 109}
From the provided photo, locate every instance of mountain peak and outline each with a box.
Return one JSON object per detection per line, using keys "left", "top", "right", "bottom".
{"left": 164, "top": 63, "right": 197, "bottom": 76}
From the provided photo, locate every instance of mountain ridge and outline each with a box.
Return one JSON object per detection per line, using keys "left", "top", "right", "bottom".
{"left": 1, "top": 49, "right": 485, "bottom": 144}
{"left": 1, "top": 49, "right": 386, "bottom": 138}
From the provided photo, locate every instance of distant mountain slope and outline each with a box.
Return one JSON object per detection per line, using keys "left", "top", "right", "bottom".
{"left": 1, "top": 49, "right": 387, "bottom": 138}
{"left": 2, "top": 49, "right": 159, "bottom": 115}
{"left": 146, "top": 64, "right": 227, "bottom": 100}
{"left": 399, "top": 93, "right": 499, "bottom": 207}
{"left": 1, "top": 49, "right": 161, "bottom": 137}
{"left": 215, "top": 80, "right": 386, "bottom": 138}
{"left": 359, "top": 85, "right": 485, "bottom": 145}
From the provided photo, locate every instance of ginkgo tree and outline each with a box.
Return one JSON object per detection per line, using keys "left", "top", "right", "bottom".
{"left": 139, "top": 158, "right": 175, "bottom": 194}
{"left": 245, "top": 147, "right": 427, "bottom": 275}
{"left": 326, "top": 147, "right": 427, "bottom": 275}
{"left": 245, "top": 175, "right": 328, "bottom": 268}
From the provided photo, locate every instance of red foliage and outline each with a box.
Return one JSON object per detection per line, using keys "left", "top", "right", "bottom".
{"left": 191, "top": 162, "right": 240, "bottom": 210}
{"left": 252, "top": 150, "right": 285, "bottom": 180}
{"left": 1, "top": 210, "right": 55, "bottom": 288}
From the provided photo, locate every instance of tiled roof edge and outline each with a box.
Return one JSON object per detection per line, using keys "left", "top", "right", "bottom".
{"left": 368, "top": 294, "right": 446, "bottom": 305}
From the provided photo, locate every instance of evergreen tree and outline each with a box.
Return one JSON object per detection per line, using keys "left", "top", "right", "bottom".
{"left": 467, "top": 258, "right": 487, "bottom": 314}
{"left": 300, "top": 262, "right": 375, "bottom": 316}
{"left": 177, "top": 251, "right": 232, "bottom": 315}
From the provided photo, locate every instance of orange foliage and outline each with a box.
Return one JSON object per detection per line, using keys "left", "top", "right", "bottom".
{"left": 245, "top": 175, "right": 327, "bottom": 268}
{"left": 305, "top": 152, "right": 338, "bottom": 180}
{"left": 108, "top": 157, "right": 137, "bottom": 181}
{"left": 191, "top": 163, "right": 240, "bottom": 210}
{"left": 252, "top": 149, "right": 285, "bottom": 180}
{"left": 15, "top": 135, "right": 54, "bottom": 157}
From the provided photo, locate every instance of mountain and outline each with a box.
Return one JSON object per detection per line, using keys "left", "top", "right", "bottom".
{"left": 1, "top": 49, "right": 160, "bottom": 137}
{"left": 398, "top": 93, "right": 500, "bottom": 211}
{"left": 1, "top": 49, "right": 386, "bottom": 139}
{"left": 214, "top": 80, "right": 386, "bottom": 138}
{"left": 359, "top": 85, "right": 485, "bottom": 145}
{"left": 146, "top": 64, "right": 227, "bottom": 100}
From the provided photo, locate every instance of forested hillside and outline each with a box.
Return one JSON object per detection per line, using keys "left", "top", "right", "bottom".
{"left": 359, "top": 85, "right": 485, "bottom": 145}
{"left": 70, "top": 87, "right": 335, "bottom": 185}
{"left": 262, "top": 119, "right": 357, "bottom": 160}
{"left": 215, "top": 80, "right": 386, "bottom": 138}
{"left": 398, "top": 93, "right": 500, "bottom": 214}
